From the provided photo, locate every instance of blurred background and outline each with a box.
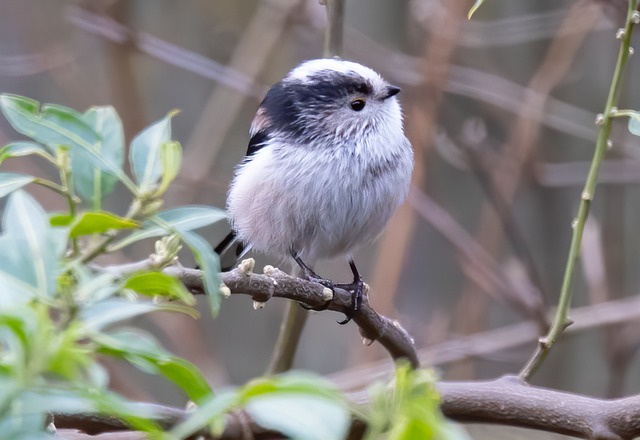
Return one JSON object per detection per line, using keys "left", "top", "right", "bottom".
{"left": 2, "top": 0, "right": 640, "bottom": 426}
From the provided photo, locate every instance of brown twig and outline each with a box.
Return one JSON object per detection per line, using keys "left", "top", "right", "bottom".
{"left": 166, "top": 264, "right": 419, "bottom": 368}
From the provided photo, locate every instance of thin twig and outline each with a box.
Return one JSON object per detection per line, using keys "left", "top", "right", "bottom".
{"left": 519, "top": 0, "right": 638, "bottom": 381}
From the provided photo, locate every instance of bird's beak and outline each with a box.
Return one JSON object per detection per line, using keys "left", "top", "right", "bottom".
{"left": 383, "top": 85, "right": 401, "bottom": 100}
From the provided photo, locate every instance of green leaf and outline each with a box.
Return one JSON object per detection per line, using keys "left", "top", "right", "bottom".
{"left": 95, "top": 329, "right": 213, "bottom": 403}
{"left": 628, "top": 112, "right": 640, "bottom": 136}
{"left": 0, "top": 141, "right": 54, "bottom": 164}
{"left": 112, "top": 206, "right": 227, "bottom": 249}
{"left": 170, "top": 391, "right": 238, "bottom": 438}
{"left": 74, "top": 107, "right": 125, "bottom": 205}
{"left": 467, "top": 0, "right": 485, "bottom": 19}
{"left": 157, "top": 141, "right": 182, "bottom": 194}
{"left": 0, "top": 94, "right": 135, "bottom": 193}
{"left": 49, "top": 213, "right": 73, "bottom": 227}
{"left": 239, "top": 373, "right": 349, "bottom": 440}
{"left": 0, "top": 239, "right": 40, "bottom": 304}
{"left": 0, "top": 172, "right": 34, "bottom": 198}
{"left": 245, "top": 394, "right": 350, "bottom": 440}
{"left": 365, "top": 363, "right": 469, "bottom": 440}
{"left": 130, "top": 112, "right": 177, "bottom": 193}
{"left": 122, "top": 270, "right": 194, "bottom": 304}
{"left": 1, "top": 190, "right": 60, "bottom": 297}
{"left": 179, "top": 231, "right": 221, "bottom": 317}
{"left": 80, "top": 298, "right": 198, "bottom": 332}
{"left": 69, "top": 211, "right": 139, "bottom": 237}
{"left": 91, "top": 391, "right": 165, "bottom": 434}
{"left": 239, "top": 372, "right": 344, "bottom": 402}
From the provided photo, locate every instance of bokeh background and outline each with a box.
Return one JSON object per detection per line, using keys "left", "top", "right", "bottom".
{"left": 2, "top": 0, "right": 640, "bottom": 432}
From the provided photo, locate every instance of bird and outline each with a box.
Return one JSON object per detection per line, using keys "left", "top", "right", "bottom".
{"left": 216, "top": 58, "right": 413, "bottom": 323}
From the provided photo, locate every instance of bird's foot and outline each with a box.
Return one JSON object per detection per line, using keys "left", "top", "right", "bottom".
{"left": 290, "top": 251, "right": 364, "bottom": 322}
{"left": 292, "top": 254, "right": 334, "bottom": 312}
{"left": 334, "top": 275, "right": 364, "bottom": 325}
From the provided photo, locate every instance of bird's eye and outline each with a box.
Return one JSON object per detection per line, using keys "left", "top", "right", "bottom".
{"left": 350, "top": 99, "right": 366, "bottom": 111}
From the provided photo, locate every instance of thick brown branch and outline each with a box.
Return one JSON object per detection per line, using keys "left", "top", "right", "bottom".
{"left": 437, "top": 376, "right": 640, "bottom": 440}
{"left": 166, "top": 264, "right": 419, "bottom": 369}
{"left": 54, "top": 376, "right": 640, "bottom": 440}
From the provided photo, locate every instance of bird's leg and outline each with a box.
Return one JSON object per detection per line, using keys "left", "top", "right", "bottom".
{"left": 334, "top": 258, "right": 364, "bottom": 325}
{"left": 291, "top": 251, "right": 332, "bottom": 311}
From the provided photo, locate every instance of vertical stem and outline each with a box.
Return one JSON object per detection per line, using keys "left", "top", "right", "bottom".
{"left": 266, "top": 266, "right": 310, "bottom": 375}
{"left": 266, "top": 0, "right": 347, "bottom": 375}
{"left": 323, "top": 0, "right": 345, "bottom": 57}
{"left": 59, "top": 150, "right": 80, "bottom": 255}
{"left": 519, "top": 0, "right": 638, "bottom": 381}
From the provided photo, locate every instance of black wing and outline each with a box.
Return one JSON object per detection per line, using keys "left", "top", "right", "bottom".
{"left": 245, "top": 130, "right": 270, "bottom": 158}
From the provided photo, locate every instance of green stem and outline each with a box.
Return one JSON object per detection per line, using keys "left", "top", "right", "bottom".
{"left": 32, "top": 178, "right": 81, "bottom": 204}
{"left": 59, "top": 159, "right": 80, "bottom": 255}
{"left": 519, "top": 0, "right": 638, "bottom": 381}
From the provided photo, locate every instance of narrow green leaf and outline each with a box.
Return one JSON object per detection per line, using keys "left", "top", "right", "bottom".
{"left": 112, "top": 206, "right": 227, "bottom": 249}
{"left": 50, "top": 213, "right": 74, "bottom": 227}
{"left": 467, "top": 0, "right": 485, "bottom": 19}
{"left": 130, "top": 112, "right": 178, "bottom": 192}
{"left": 69, "top": 211, "right": 139, "bottom": 238}
{"left": 628, "top": 112, "right": 640, "bottom": 136}
{"left": 0, "top": 141, "right": 53, "bottom": 164}
{"left": 91, "top": 391, "right": 165, "bottom": 434}
{"left": 123, "top": 271, "right": 194, "bottom": 304}
{"left": 157, "top": 141, "right": 182, "bottom": 194}
{"left": 0, "top": 173, "right": 34, "bottom": 198}
{"left": 95, "top": 329, "right": 213, "bottom": 403}
{"left": 74, "top": 107, "right": 125, "bottom": 205}
{"left": 179, "top": 230, "right": 221, "bottom": 317}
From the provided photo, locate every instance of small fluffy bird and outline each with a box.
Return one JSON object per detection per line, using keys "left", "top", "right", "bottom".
{"left": 216, "top": 58, "right": 413, "bottom": 322}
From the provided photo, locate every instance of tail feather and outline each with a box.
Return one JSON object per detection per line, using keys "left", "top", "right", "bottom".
{"left": 214, "top": 231, "right": 249, "bottom": 271}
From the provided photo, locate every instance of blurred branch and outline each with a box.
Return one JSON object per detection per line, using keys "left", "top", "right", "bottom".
{"left": 408, "top": 187, "right": 548, "bottom": 331}
{"left": 321, "top": 0, "right": 345, "bottom": 57}
{"left": 411, "top": 2, "right": 612, "bottom": 48}
{"left": 178, "top": 0, "right": 300, "bottom": 201}
{"left": 53, "top": 375, "right": 640, "bottom": 439}
{"left": 333, "top": 294, "right": 640, "bottom": 392}
{"left": 536, "top": 160, "right": 640, "bottom": 186}
{"left": 65, "top": 5, "right": 267, "bottom": 98}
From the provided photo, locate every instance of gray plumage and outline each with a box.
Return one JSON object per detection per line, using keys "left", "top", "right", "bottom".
{"left": 227, "top": 58, "right": 413, "bottom": 264}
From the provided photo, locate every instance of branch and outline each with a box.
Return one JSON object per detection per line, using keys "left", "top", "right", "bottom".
{"left": 53, "top": 376, "right": 640, "bottom": 440}
{"left": 436, "top": 376, "right": 640, "bottom": 440}
{"left": 165, "top": 263, "right": 420, "bottom": 368}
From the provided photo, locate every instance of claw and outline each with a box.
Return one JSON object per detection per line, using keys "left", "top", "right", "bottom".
{"left": 290, "top": 252, "right": 366, "bottom": 323}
